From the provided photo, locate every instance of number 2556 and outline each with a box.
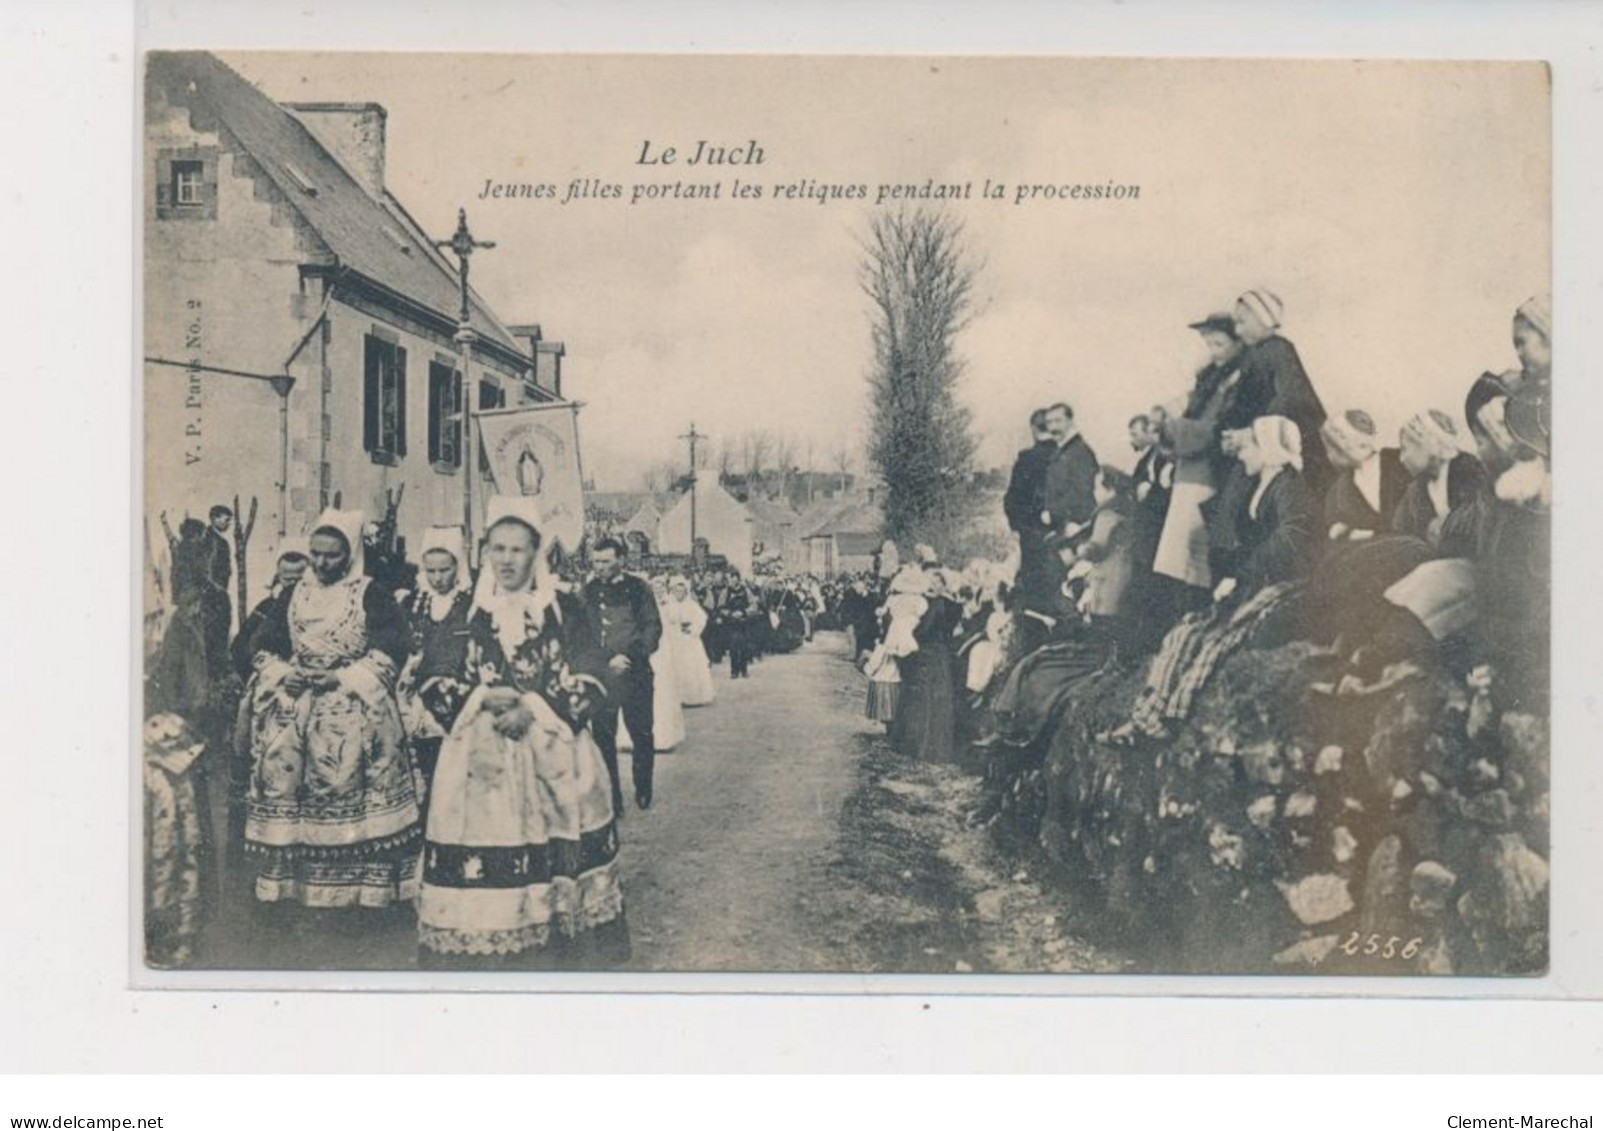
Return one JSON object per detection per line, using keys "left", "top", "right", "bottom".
{"left": 1338, "top": 932, "right": 1423, "bottom": 961}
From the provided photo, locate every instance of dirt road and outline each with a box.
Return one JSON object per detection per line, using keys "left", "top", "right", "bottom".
{"left": 619, "top": 631, "right": 1124, "bottom": 975}
{"left": 193, "top": 631, "right": 1123, "bottom": 975}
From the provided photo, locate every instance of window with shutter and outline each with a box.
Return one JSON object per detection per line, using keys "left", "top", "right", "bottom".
{"left": 428, "top": 360, "right": 462, "bottom": 469}
{"left": 362, "top": 333, "right": 405, "bottom": 464}
{"left": 394, "top": 347, "right": 408, "bottom": 458}
{"left": 363, "top": 336, "right": 381, "bottom": 454}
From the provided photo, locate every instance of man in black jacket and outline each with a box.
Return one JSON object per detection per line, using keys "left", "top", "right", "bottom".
{"left": 201, "top": 504, "right": 234, "bottom": 680}
{"left": 1040, "top": 402, "right": 1099, "bottom": 542}
{"left": 583, "top": 537, "right": 664, "bottom": 812}
{"left": 1003, "top": 408, "right": 1053, "bottom": 608}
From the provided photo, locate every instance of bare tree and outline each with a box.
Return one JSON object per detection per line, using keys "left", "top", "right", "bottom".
{"left": 831, "top": 438, "right": 855, "bottom": 491}
{"left": 859, "top": 206, "right": 979, "bottom": 547}
{"left": 639, "top": 458, "right": 683, "bottom": 494}
{"left": 772, "top": 432, "right": 798, "bottom": 503}
{"left": 715, "top": 437, "right": 737, "bottom": 487}
{"left": 739, "top": 429, "right": 774, "bottom": 495}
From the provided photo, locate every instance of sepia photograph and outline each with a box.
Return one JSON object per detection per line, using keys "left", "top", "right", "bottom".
{"left": 139, "top": 50, "right": 1551, "bottom": 981}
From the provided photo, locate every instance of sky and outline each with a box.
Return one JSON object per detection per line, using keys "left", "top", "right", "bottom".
{"left": 221, "top": 53, "right": 1549, "bottom": 491}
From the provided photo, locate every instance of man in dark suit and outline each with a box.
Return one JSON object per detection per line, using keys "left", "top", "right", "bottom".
{"left": 583, "top": 537, "right": 664, "bottom": 812}
{"left": 1129, "top": 413, "right": 1172, "bottom": 514}
{"left": 200, "top": 504, "right": 234, "bottom": 680}
{"left": 1040, "top": 402, "right": 1100, "bottom": 538}
{"left": 1003, "top": 409, "right": 1053, "bottom": 607}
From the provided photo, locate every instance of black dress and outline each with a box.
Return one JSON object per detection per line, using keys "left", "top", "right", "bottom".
{"left": 890, "top": 596, "right": 964, "bottom": 762}
{"left": 400, "top": 587, "right": 475, "bottom": 786}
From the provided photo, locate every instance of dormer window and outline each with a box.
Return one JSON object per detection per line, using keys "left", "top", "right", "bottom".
{"left": 172, "top": 161, "right": 205, "bottom": 205}
{"left": 155, "top": 147, "right": 218, "bottom": 220}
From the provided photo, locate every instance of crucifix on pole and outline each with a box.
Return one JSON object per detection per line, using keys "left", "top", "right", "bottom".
{"left": 680, "top": 422, "right": 706, "bottom": 561}
{"left": 434, "top": 208, "right": 496, "bottom": 566}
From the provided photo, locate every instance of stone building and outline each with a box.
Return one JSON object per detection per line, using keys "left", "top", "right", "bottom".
{"left": 144, "top": 51, "right": 563, "bottom": 614}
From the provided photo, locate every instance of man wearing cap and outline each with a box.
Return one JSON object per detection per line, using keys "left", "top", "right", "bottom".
{"left": 584, "top": 536, "right": 665, "bottom": 812}
{"left": 1223, "top": 288, "right": 1330, "bottom": 492}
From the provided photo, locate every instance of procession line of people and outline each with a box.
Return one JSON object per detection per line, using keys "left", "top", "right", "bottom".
{"left": 144, "top": 487, "right": 855, "bottom": 967}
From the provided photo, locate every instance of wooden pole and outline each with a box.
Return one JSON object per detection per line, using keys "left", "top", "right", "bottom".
{"left": 234, "top": 494, "right": 257, "bottom": 620}
{"left": 457, "top": 326, "right": 478, "bottom": 568}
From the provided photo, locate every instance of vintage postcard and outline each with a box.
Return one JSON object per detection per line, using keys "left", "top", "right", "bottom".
{"left": 139, "top": 51, "right": 1551, "bottom": 981}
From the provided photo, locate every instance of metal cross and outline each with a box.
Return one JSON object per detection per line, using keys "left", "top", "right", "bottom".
{"left": 434, "top": 207, "right": 497, "bottom": 326}
{"left": 680, "top": 422, "right": 707, "bottom": 555}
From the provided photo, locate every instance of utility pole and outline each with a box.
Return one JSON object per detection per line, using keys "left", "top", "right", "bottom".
{"left": 434, "top": 208, "right": 496, "bottom": 567}
{"left": 680, "top": 422, "right": 706, "bottom": 559}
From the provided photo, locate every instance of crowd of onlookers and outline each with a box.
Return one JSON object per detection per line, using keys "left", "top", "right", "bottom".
{"left": 853, "top": 290, "right": 1551, "bottom": 836}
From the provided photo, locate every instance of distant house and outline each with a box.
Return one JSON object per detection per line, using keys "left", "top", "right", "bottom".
{"left": 745, "top": 496, "right": 802, "bottom": 566}
{"left": 144, "top": 51, "right": 561, "bottom": 609}
{"left": 658, "top": 484, "right": 754, "bottom": 576}
{"left": 802, "top": 497, "right": 883, "bottom": 576}
{"left": 586, "top": 491, "right": 674, "bottom": 552}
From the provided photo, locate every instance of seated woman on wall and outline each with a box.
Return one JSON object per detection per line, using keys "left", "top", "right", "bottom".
{"left": 1434, "top": 371, "right": 1552, "bottom": 710}
{"left": 1317, "top": 364, "right": 1551, "bottom": 704}
{"left": 1104, "top": 415, "right": 1319, "bottom": 746}
{"left": 1391, "top": 409, "right": 1485, "bottom": 546}
{"left": 1320, "top": 409, "right": 1408, "bottom": 543}
{"left": 1305, "top": 409, "right": 1432, "bottom": 647}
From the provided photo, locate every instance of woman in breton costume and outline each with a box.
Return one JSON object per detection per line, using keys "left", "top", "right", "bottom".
{"left": 1106, "top": 417, "right": 1316, "bottom": 745}
{"left": 1320, "top": 409, "right": 1408, "bottom": 542}
{"left": 418, "top": 498, "right": 628, "bottom": 968}
{"left": 1306, "top": 409, "right": 1431, "bottom": 647}
{"left": 863, "top": 567, "right": 928, "bottom": 726}
{"left": 661, "top": 575, "right": 716, "bottom": 707}
{"left": 889, "top": 568, "right": 965, "bottom": 763}
{"left": 1390, "top": 410, "right": 1485, "bottom": 546}
{"left": 397, "top": 525, "right": 475, "bottom": 796}
{"left": 241, "top": 509, "right": 422, "bottom": 909}
{"left": 620, "top": 577, "right": 686, "bottom": 754}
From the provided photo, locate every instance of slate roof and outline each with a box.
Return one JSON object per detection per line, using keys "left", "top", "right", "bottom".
{"left": 803, "top": 497, "right": 883, "bottom": 539}
{"left": 586, "top": 491, "right": 678, "bottom": 519}
{"left": 147, "top": 51, "right": 527, "bottom": 361}
{"left": 745, "top": 497, "right": 801, "bottom": 526}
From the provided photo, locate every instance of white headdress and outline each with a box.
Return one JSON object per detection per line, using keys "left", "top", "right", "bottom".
{"left": 470, "top": 496, "right": 562, "bottom": 656}
{"left": 307, "top": 508, "right": 365, "bottom": 586}
{"left": 418, "top": 525, "right": 471, "bottom": 592}
{"left": 1249, "top": 415, "right": 1303, "bottom": 473}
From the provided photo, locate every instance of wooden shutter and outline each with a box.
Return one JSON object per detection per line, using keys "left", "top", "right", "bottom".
{"left": 394, "top": 346, "right": 408, "bottom": 457}
{"left": 363, "top": 336, "right": 380, "bottom": 453}
{"left": 451, "top": 370, "right": 463, "bottom": 466}
{"left": 427, "top": 364, "right": 443, "bottom": 465}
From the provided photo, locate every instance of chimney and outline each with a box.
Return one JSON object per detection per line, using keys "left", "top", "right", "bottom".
{"left": 508, "top": 323, "right": 566, "bottom": 398}
{"left": 536, "top": 340, "right": 566, "bottom": 398}
{"left": 285, "top": 102, "right": 387, "bottom": 198}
